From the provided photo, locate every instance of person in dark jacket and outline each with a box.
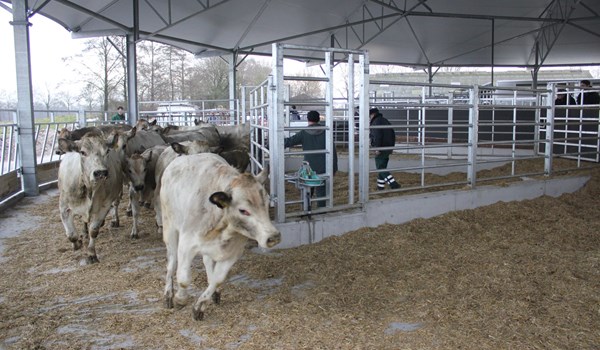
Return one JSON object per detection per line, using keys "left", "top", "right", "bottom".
{"left": 576, "top": 80, "right": 600, "bottom": 105}
{"left": 555, "top": 88, "right": 576, "bottom": 106}
{"left": 369, "top": 108, "right": 400, "bottom": 190}
{"left": 284, "top": 110, "right": 338, "bottom": 207}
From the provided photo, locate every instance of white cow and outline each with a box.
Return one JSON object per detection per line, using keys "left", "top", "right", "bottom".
{"left": 153, "top": 140, "right": 214, "bottom": 233}
{"left": 58, "top": 133, "right": 124, "bottom": 264}
{"left": 161, "top": 153, "right": 281, "bottom": 320}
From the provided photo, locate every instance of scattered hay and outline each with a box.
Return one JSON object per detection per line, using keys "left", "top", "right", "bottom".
{"left": 0, "top": 162, "right": 599, "bottom": 349}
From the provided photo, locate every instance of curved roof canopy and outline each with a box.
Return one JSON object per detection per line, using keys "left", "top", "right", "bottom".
{"left": 6, "top": 0, "right": 600, "bottom": 67}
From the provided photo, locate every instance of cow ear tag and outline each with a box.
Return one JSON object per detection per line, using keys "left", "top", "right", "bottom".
{"left": 209, "top": 192, "right": 232, "bottom": 209}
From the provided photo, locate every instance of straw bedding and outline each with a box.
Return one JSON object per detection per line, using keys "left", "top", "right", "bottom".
{"left": 0, "top": 160, "right": 598, "bottom": 349}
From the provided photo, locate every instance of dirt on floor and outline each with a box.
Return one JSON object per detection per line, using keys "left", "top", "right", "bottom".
{"left": 0, "top": 161, "right": 599, "bottom": 349}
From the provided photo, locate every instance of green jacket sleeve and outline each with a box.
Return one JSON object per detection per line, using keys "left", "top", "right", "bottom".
{"left": 284, "top": 131, "right": 304, "bottom": 148}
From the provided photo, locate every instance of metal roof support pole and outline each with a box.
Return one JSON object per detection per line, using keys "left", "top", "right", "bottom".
{"left": 271, "top": 43, "right": 286, "bottom": 223}
{"left": 126, "top": 35, "right": 138, "bottom": 125}
{"left": 358, "top": 52, "right": 370, "bottom": 205}
{"left": 544, "top": 83, "right": 555, "bottom": 176}
{"left": 228, "top": 52, "right": 237, "bottom": 124}
{"left": 347, "top": 54, "right": 355, "bottom": 205}
{"left": 467, "top": 86, "right": 479, "bottom": 188}
{"left": 491, "top": 18, "right": 495, "bottom": 85}
{"left": 11, "top": 0, "right": 39, "bottom": 196}
{"left": 324, "top": 51, "right": 334, "bottom": 208}
{"left": 126, "top": 0, "right": 139, "bottom": 126}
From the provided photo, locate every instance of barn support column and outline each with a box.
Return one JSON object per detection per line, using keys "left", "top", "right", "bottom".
{"left": 11, "top": 0, "right": 39, "bottom": 196}
{"left": 228, "top": 52, "right": 237, "bottom": 123}
{"left": 126, "top": 34, "right": 138, "bottom": 125}
{"left": 126, "top": 0, "right": 139, "bottom": 125}
{"left": 271, "top": 43, "right": 286, "bottom": 223}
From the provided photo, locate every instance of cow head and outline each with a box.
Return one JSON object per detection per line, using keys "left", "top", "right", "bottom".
{"left": 171, "top": 140, "right": 211, "bottom": 156}
{"left": 112, "top": 126, "right": 138, "bottom": 156}
{"left": 125, "top": 151, "right": 153, "bottom": 192}
{"left": 209, "top": 166, "right": 280, "bottom": 248}
{"left": 71, "top": 134, "right": 118, "bottom": 188}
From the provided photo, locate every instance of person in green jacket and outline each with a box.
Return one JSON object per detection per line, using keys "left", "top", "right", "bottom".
{"left": 284, "top": 110, "right": 338, "bottom": 207}
{"left": 111, "top": 106, "right": 126, "bottom": 122}
{"left": 369, "top": 107, "right": 400, "bottom": 190}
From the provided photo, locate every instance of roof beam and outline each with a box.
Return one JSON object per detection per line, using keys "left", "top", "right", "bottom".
{"left": 528, "top": 0, "right": 582, "bottom": 67}
{"left": 51, "top": 0, "right": 130, "bottom": 32}
{"left": 140, "top": 0, "right": 233, "bottom": 41}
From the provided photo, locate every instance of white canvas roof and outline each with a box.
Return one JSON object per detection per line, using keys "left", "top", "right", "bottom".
{"left": 5, "top": 0, "right": 600, "bottom": 67}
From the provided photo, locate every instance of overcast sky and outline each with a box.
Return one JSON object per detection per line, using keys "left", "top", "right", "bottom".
{"left": 1, "top": 8, "right": 85, "bottom": 94}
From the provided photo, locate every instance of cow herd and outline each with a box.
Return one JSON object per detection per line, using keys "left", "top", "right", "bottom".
{"left": 55, "top": 119, "right": 280, "bottom": 320}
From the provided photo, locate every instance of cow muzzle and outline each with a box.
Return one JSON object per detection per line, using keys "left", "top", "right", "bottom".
{"left": 93, "top": 169, "right": 109, "bottom": 180}
{"left": 134, "top": 184, "right": 144, "bottom": 192}
{"left": 266, "top": 232, "right": 281, "bottom": 248}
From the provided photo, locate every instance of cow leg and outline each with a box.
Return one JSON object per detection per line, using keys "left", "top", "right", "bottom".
{"left": 86, "top": 225, "right": 101, "bottom": 264}
{"left": 86, "top": 206, "right": 111, "bottom": 264}
{"left": 130, "top": 187, "right": 141, "bottom": 239}
{"left": 154, "top": 192, "right": 163, "bottom": 234}
{"left": 163, "top": 227, "right": 179, "bottom": 309}
{"left": 202, "top": 255, "right": 221, "bottom": 305}
{"left": 192, "top": 258, "right": 237, "bottom": 321}
{"left": 59, "top": 203, "right": 82, "bottom": 250}
{"left": 173, "top": 242, "right": 200, "bottom": 310}
{"left": 110, "top": 199, "right": 121, "bottom": 228}
{"left": 126, "top": 184, "right": 133, "bottom": 217}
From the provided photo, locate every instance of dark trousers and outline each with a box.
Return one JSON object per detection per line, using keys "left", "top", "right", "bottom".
{"left": 375, "top": 151, "right": 392, "bottom": 181}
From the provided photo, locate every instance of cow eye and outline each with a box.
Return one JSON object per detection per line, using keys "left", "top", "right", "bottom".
{"left": 239, "top": 209, "right": 250, "bottom": 216}
{"left": 80, "top": 151, "right": 87, "bottom": 156}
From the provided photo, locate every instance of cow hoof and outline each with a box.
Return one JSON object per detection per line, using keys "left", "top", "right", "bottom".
{"left": 111, "top": 221, "right": 119, "bottom": 228}
{"left": 71, "top": 239, "right": 83, "bottom": 251}
{"left": 212, "top": 291, "right": 221, "bottom": 305}
{"left": 192, "top": 308, "right": 204, "bottom": 321}
{"left": 86, "top": 255, "right": 100, "bottom": 264}
{"left": 173, "top": 296, "right": 188, "bottom": 310}
{"left": 126, "top": 210, "right": 133, "bottom": 217}
{"left": 164, "top": 296, "right": 174, "bottom": 309}
{"left": 130, "top": 233, "right": 139, "bottom": 240}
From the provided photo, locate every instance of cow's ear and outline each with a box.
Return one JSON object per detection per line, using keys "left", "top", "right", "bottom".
{"left": 171, "top": 142, "right": 187, "bottom": 155}
{"left": 163, "top": 126, "right": 172, "bottom": 134}
{"left": 255, "top": 165, "right": 269, "bottom": 185}
{"left": 58, "top": 138, "right": 78, "bottom": 152}
{"left": 194, "top": 118, "right": 200, "bottom": 125}
{"left": 142, "top": 150, "right": 152, "bottom": 162}
{"left": 127, "top": 126, "right": 137, "bottom": 140}
{"left": 209, "top": 192, "right": 232, "bottom": 209}
{"left": 106, "top": 130, "right": 119, "bottom": 149}
{"left": 149, "top": 118, "right": 157, "bottom": 126}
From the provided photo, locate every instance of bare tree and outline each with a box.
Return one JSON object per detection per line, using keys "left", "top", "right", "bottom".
{"left": 188, "top": 57, "right": 230, "bottom": 100}
{"left": 65, "top": 37, "right": 125, "bottom": 111}
{"left": 289, "top": 70, "right": 323, "bottom": 100}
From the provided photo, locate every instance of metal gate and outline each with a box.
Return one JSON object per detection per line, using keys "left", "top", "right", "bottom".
{"left": 247, "top": 43, "right": 370, "bottom": 223}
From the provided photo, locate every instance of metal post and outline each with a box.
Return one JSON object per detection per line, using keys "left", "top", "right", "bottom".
{"left": 447, "top": 92, "right": 454, "bottom": 159}
{"left": 347, "top": 54, "right": 355, "bottom": 205}
{"left": 358, "top": 53, "right": 370, "bottom": 205}
{"left": 228, "top": 52, "right": 237, "bottom": 124}
{"left": 324, "top": 51, "right": 334, "bottom": 208}
{"left": 126, "top": 34, "right": 138, "bottom": 125}
{"left": 467, "top": 86, "right": 479, "bottom": 187}
{"left": 240, "top": 86, "right": 247, "bottom": 124}
{"left": 271, "top": 43, "right": 286, "bottom": 222}
{"left": 11, "top": 0, "right": 39, "bottom": 196}
{"left": 544, "top": 83, "right": 555, "bottom": 176}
